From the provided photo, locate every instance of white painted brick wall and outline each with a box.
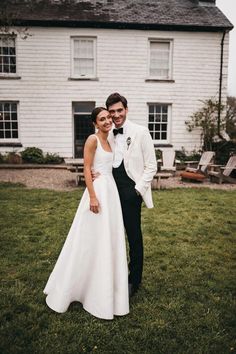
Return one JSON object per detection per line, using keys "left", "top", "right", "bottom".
{"left": 0, "top": 27, "right": 229, "bottom": 157}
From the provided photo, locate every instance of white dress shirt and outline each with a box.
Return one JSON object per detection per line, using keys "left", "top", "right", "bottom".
{"left": 112, "top": 121, "right": 128, "bottom": 168}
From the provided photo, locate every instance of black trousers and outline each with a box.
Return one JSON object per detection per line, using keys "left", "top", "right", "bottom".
{"left": 118, "top": 187, "right": 143, "bottom": 287}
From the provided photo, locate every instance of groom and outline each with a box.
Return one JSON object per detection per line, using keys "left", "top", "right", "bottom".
{"left": 106, "top": 93, "right": 157, "bottom": 297}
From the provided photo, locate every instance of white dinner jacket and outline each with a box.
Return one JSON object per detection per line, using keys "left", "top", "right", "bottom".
{"left": 108, "top": 120, "right": 157, "bottom": 208}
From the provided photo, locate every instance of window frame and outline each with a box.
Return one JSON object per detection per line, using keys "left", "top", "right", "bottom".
{"left": 71, "top": 36, "right": 97, "bottom": 79}
{"left": 148, "top": 103, "right": 172, "bottom": 144}
{"left": 0, "top": 101, "right": 20, "bottom": 142}
{"left": 148, "top": 39, "right": 173, "bottom": 80}
{"left": 0, "top": 34, "right": 18, "bottom": 77}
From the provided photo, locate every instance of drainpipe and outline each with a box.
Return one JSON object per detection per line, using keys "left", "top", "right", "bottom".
{"left": 218, "top": 30, "right": 226, "bottom": 138}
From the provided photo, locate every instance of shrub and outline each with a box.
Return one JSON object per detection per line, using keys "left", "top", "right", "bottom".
{"left": 44, "top": 153, "right": 64, "bottom": 164}
{"left": 0, "top": 153, "right": 6, "bottom": 163}
{"left": 175, "top": 147, "right": 201, "bottom": 162}
{"left": 5, "top": 152, "right": 22, "bottom": 164}
{"left": 21, "top": 147, "right": 44, "bottom": 164}
{"left": 212, "top": 141, "right": 236, "bottom": 165}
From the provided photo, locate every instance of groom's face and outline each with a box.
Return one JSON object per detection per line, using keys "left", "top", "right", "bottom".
{"left": 108, "top": 101, "right": 128, "bottom": 128}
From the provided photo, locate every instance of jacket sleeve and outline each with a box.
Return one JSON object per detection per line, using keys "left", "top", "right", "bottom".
{"left": 135, "top": 128, "right": 157, "bottom": 196}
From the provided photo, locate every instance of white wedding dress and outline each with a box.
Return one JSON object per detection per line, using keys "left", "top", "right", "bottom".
{"left": 43, "top": 135, "right": 129, "bottom": 320}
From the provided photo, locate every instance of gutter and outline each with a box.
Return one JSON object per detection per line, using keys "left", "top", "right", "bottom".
{"left": 217, "top": 30, "right": 226, "bottom": 137}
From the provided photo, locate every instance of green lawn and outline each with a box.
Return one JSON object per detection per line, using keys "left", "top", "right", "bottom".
{"left": 0, "top": 183, "right": 235, "bottom": 354}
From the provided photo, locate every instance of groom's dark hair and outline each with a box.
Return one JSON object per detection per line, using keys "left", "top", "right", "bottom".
{"left": 106, "top": 92, "right": 128, "bottom": 109}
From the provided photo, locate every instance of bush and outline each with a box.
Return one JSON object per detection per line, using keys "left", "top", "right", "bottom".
{"left": 212, "top": 141, "right": 236, "bottom": 165}
{"left": 21, "top": 147, "right": 64, "bottom": 164}
{"left": 175, "top": 147, "right": 201, "bottom": 162}
{"left": 44, "top": 153, "right": 64, "bottom": 164}
{"left": 0, "top": 153, "right": 6, "bottom": 163}
{"left": 5, "top": 152, "right": 22, "bottom": 164}
{"left": 21, "top": 147, "right": 44, "bottom": 164}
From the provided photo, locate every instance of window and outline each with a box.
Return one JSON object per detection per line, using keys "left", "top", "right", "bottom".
{"left": 0, "top": 36, "right": 16, "bottom": 74}
{"left": 73, "top": 102, "right": 95, "bottom": 157}
{"left": 148, "top": 104, "right": 171, "bottom": 143}
{"left": 72, "top": 37, "right": 96, "bottom": 78}
{"left": 0, "top": 102, "right": 19, "bottom": 139}
{"left": 149, "top": 40, "right": 172, "bottom": 79}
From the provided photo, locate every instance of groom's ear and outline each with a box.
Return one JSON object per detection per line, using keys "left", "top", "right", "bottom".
{"left": 125, "top": 107, "right": 128, "bottom": 115}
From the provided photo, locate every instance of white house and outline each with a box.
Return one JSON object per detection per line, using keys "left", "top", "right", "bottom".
{"left": 0, "top": 0, "right": 233, "bottom": 157}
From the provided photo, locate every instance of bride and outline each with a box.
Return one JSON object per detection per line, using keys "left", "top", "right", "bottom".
{"left": 43, "top": 107, "right": 129, "bottom": 320}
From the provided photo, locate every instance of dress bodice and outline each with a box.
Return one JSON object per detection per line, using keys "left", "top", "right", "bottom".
{"left": 92, "top": 135, "right": 113, "bottom": 175}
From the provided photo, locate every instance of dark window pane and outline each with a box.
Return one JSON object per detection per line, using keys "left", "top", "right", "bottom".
{"left": 5, "top": 130, "right": 11, "bottom": 138}
{"left": 4, "top": 103, "right": 10, "bottom": 111}
{"left": 150, "top": 131, "right": 154, "bottom": 139}
{"left": 0, "top": 122, "right": 3, "bottom": 129}
{"left": 11, "top": 103, "right": 17, "bottom": 111}
{"left": 162, "top": 106, "right": 168, "bottom": 114}
{"left": 149, "top": 114, "right": 154, "bottom": 122}
{"left": 11, "top": 113, "right": 17, "bottom": 121}
{"left": 162, "top": 124, "right": 167, "bottom": 131}
{"left": 0, "top": 130, "right": 4, "bottom": 138}
{"left": 156, "top": 106, "right": 161, "bottom": 114}
{"left": 12, "top": 130, "right": 18, "bottom": 138}
{"left": 5, "top": 122, "right": 10, "bottom": 129}
{"left": 12, "top": 122, "right": 18, "bottom": 129}
{"left": 149, "top": 105, "right": 154, "bottom": 114}
{"left": 10, "top": 57, "right": 16, "bottom": 65}
{"left": 155, "top": 114, "right": 161, "bottom": 122}
{"left": 156, "top": 124, "right": 160, "bottom": 131}
{"left": 3, "top": 64, "right": 9, "bottom": 73}
{"left": 162, "top": 115, "right": 168, "bottom": 122}
{"left": 3, "top": 47, "right": 8, "bottom": 55}
{"left": 10, "top": 65, "right": 16, "bottom": 73}
{"left": 148, "top": 123, "right": 154, "bottom": 131}
{"left": 9, "top": 48, "right": 15, "bottom": 55}
{"left": 161, "top": 132, "right": 167, "bottom": 140}
{"left": 155, "top": 132, "right": 160, "bottom": 140}
{"left": 4, "top": 113, "right": 10, "bottom": 121}
{"left": 74, "top": 102, "right": 95, "bottom": 113}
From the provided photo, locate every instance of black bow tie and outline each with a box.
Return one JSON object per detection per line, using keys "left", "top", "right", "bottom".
{"left": 113, "top": 127, "right": 123, "bottom": 136}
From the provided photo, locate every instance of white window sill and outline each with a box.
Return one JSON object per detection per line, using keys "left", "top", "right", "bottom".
{"left": 68, "top": 77, "right": 99, "bottom": 81}
{"left": 145, "top": 78, "right": 175, "bottom": 83}
{"left": 0, "top": 141, "right": 22, "bottom": 147}
{"left": 0, "top": 75, "right": 21, "bottom": 80}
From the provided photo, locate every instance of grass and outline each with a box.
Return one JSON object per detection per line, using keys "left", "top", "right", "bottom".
{"left": 0, "top": 182, "right": 235, "bottom": 354}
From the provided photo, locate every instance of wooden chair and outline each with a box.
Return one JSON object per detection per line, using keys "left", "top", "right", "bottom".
{"left": 180, "top": 151, "right": 215, "bottom": 183}
{"left": 152, "top": 149, "right": 179, "bottom": 189}
{"left": 208, "top": 155, "right": 236, "bottom": 184}
{"left": 185, "top": 151, "right": 215, "bottom": 174}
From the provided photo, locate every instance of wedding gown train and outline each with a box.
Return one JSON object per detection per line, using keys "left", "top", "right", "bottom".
{"left": 43, "top": 135, "right": 129, "bottom": 320}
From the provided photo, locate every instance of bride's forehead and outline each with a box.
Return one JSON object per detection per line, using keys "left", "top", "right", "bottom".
{"left": 97, "top": 110, "right": 109, "bottom": 120}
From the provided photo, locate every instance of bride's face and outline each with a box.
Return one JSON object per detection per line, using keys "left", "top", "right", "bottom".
{"left": 95, "top": 110, "right": 112, "bottom": 132}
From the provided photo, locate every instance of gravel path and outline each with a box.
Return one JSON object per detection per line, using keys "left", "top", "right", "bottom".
{"left": 0, "top": 168, "right": 236, "bottom": 191}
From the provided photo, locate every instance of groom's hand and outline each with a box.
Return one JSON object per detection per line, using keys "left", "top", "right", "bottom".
{"left": 91, "top": 170, "right": 100, "bottom": 181}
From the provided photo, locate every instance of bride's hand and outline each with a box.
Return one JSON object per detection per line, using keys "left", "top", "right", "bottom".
{"left": 89, "top": 196, "right": 100, "bottom": 214}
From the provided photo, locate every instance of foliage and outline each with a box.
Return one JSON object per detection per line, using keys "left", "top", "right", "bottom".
{"left": 226, "top": 96, "right": 236, "bottom": 140}
{"left": 0, "top": 185, "right": 236, "bottom": 354}
{"left": 21, "top": 147, "right": 45, "bottom": 164}
{"left": 0, "top": 152, "right": 6, "bottom": 163}
{"left": 43, "top": 152, "right": 64, "bottom": 164}
{"left": 5, "top": 151, "right": 22, "bottom": 164}
{"left": 185, "top": 99, "right": 224, "bottom": 151}
{"left": 175, "top": 147, "right": 202, "bottom": 162}
{"left": 212, "top": 140, "right": 236, "bottom": 165}
{"left": 20, "top": 147, "right": 64, "bottom": 164}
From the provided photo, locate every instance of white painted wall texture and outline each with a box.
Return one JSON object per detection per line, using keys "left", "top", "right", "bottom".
{"left": 0, "top": 27, "right": 229, "bottom": 157}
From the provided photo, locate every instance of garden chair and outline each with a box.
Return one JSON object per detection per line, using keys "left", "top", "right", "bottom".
{"left": 152, "top": 149, "right": 179, "bottom": 189}
{"left": 208, "top": 155, "right": 236, "bottom": 184}
{"left": 185, "top": 151, "right": 215, "bottom": 174}
{"left": 180, "top": 151, "right": 215, "bottom": 183}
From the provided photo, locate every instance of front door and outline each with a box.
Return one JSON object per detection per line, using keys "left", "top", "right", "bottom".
{"left": 73, "top": 102, "right": 95, "bottom": 157}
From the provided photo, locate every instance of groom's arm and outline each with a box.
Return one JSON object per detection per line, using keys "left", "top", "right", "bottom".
{"left": 135, "top": 128, "right": 157, "bottom": 196}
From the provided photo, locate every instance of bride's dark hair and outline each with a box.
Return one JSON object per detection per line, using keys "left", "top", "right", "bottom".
{"left": 91, "top": 107, "right": 108, "bottom": 123}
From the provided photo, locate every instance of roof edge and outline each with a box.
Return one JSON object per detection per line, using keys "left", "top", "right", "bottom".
{"left": 0, "top": 19, "right": 233, "bottom": 32}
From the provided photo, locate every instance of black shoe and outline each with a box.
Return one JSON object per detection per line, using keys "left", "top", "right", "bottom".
{"left": 128, "top": 283, "right": 139, "bottom": 297}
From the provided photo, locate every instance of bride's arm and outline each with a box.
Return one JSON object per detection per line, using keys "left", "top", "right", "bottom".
{"left": 83, "top": 135, "right": 100, "bottom": 214}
